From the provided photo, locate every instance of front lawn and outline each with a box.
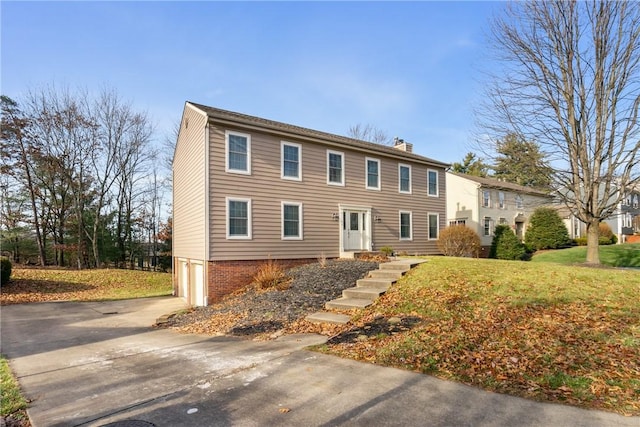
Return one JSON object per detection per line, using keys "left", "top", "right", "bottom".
{"left": 1, "top": 355, "right": 29, "bottom": 426}
{"left": 316, "top": 257, "right": 640, "bottom": 415}
{"left": 531, "top": 243, "right": 640, "bottom": 267}
{"left": 0, "top": 268, "right": 173, "bottom": 305}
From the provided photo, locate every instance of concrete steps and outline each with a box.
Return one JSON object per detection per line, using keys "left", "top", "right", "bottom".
{"left": 305, "top": 258, "right": 427, "bottom": 324}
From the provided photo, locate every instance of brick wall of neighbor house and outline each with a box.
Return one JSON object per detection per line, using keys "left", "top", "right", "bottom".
{"left": 207, "top": 258, "right": 316, "bottom": 303}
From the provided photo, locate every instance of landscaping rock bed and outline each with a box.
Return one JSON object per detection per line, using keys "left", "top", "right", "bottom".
{"left": 161, "top": 260, "right": 379, "bottom": 337}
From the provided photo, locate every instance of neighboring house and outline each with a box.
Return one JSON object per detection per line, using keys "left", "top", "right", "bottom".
{"left": 604, "top": 185, "right": 640, "bottom": 243}
{"left": 446, "top": 172, "right": 553, "bottom": 253}
{"left": 173, "top": 102, "right": 449, "bottom": 306}
{"left": 554, "top": 206, "right": 585, "bottom": 240}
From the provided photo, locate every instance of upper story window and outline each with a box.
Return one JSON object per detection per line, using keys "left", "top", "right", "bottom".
{"left": 399, "top": 211, "right": 412, "bottom": 240}
{"left": 399, "top": 164, "right": 411, "bottom": 194}
{"left": 281, "top": 142, "right": 301, "bottom": 181}
{"left": 482, "top": 190, "right": 491, "bottom": 208}
{"left": 226, "top": 197, "right": 252, "bottom": 239}
{"left": 498, "top": 192, "right": 505, "bottom": 209}
{"left": 327, "top": 150, "right": 345, "bottom": 186}
{"left": 366, "top": 158, "right": 380, "bottom": 190}
{"left": 225, "top": 131, "right": 251, "bottom": 174}
{"left": 634, "top": 195, "right": 639, "bottom": 209}
{"left": 449, "top": 219, "right": 466, "bottom": 226}
{"left": 427, "top": 169, "right": 438, "bottom": 197}
{"left": 428, "top": 213, "right": 439, "bottom": 240}
{"left": 515, "top": 194, "right": 523, "bottom": 209}
{"left": 282, "top": 202, "right": 303, "bottom": 240}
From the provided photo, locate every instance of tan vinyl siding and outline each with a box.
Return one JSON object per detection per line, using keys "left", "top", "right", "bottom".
{"left": 173, "top": 104, "right": 208, "bottom": 259}
{"left": 208, "top": 124, "right": 446, "bottom": 261}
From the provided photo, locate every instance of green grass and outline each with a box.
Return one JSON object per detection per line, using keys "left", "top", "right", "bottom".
{"left": 1, "top": 268, "right": 173, "bottom": 305}
{"left": 1, "top": 355, "right": 28, "bottom": 419}
{"left": 319, "top": 257, "right": 640, "bottom": 415}
{"left": 531, "top": 243, "right": 640, "bottom": 267}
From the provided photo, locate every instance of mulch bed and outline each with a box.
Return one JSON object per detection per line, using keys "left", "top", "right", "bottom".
{"left": 159, "top": 259, "right": 380, "bottom": 338}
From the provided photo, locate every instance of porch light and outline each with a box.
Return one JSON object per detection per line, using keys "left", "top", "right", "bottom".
{"left": 374, "top": 216, "right": 382, "bottom": 223}
{"left": 332, "top": 213, "right": 339, "bottom": 221}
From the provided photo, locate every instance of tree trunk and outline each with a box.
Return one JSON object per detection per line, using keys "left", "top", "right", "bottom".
{"left": 585, "top": 219, "right": 600, "bottom": 265}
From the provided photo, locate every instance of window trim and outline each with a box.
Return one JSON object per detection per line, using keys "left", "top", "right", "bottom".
{"left": 225, "top": 131, "right": 251, "bottom": 175}
{"left": 281, "top": 141, "right": 302, "bottom": 181}
{"left": 482, "top": 189, "right": 491, "bottom": 208}
{"left": 498, "top": 191, "right": 505, "bottom": 209}
{"left": 399, "top": 210, "right": 413, "bottom": 241}
{"left": 427, "top": 169, "right": 439, "bottom": 197}
{"left": 281, "top": 201, "right": 303, "bottom": 240}
{"left": 483, "top": 216, "right": 493, "bottom": 236}
{"left": 428, "top": 213, "right": 439, "bottom": 240}
{"left": 398, "top": 164, "right": 412, "bottom": 194}
{"left": 327, "top": 150, "right": 345, "bottom": 186}
{"left": 365, "top": 157, "right": 381, "bottom": 190}
{"left": 226, "top": 197, "right": 252, "bottom": 240}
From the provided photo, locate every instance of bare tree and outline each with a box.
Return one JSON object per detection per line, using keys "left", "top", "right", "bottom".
{"left": 347, "top": 123, "right": 392, "bottom": 145}
{"left": 480, "top": 1, "right": 640, "bottom": 264}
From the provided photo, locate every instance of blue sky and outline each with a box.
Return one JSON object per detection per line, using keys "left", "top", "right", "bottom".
{"left": 2, "top": 1, "right": 503, "bottom": 164}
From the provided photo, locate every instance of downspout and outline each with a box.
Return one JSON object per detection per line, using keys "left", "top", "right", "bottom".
{"left": 204, "top": 121, "right": 210, "bottom": 305}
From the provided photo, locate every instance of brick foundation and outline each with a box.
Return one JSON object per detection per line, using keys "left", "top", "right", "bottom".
{"left": 207, "top": 258, "right": 316, "bottom": 304}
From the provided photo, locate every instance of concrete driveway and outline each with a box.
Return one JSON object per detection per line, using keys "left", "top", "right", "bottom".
{"left": 1, "top": 297, "right": 637, "bottom": 427}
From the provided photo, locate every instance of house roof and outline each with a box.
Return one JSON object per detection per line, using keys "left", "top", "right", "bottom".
{"left": 447, "top": 171, "right": 552, "bottom": 197}
{"left": 187, "top": 102, "right": 450, "bottom": 168}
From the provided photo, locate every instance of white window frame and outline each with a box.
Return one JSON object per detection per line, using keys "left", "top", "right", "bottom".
{"left": 365, "top": 157, "right": 381, "bottom": 190}
{"left": 427, "top": 169, "right": 439, "bottom": 197}
{"left": 515, "top": 194, "right": 523, "bottom": 209}
{"left": 225, "top": 131, "right": 251, "bottom": 175}
{"left": 281, "top": 201, "right": 303, "bottom": 240}
{"left": 281, "top": 141, "right": 302, "bottom": 181}
{"left": 483, "top": 217, "right": 493, "bottom": 236}
{"left": 498, "top": 192, "right": 505, "bottom": 209}
{"left": 327, "top": 150, "right": 345, "bottom": 186}
{"left": 399, "top": 210, "right": 413, "bottom": 241}
{"left": 482, "top": 190, "right": 491, "bottom": 208}
{"left": 398, "top": 164, "right": 412, "bottom": 194}
{"left": 449, "top": 219, "right": 466, "bottom": 226}
{"left": 634, "top": 195, "right": 639, "bottom": 209}
{"left": 428, "top": 213, "right": 439, "bottom": 240}
{"left": 226, "top": 197, "right": 252, "bottom": 239}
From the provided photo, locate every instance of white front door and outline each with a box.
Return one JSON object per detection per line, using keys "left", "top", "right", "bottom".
{"left": 343, "top": 210, "right": 368, "bottom": 251}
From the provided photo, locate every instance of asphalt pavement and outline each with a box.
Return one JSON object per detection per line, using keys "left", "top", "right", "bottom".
{"left": 1, "top": 297, "right": 637, "bottom": 427}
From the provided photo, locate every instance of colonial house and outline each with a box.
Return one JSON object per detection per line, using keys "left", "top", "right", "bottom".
{"left": 604, "top": 184, "right": 640, "bottom": 243}
{"left": 446, "top": 172, "right": 553, "bottom": 254}
{"left": 173, "top": 102, "right": 449, "bottom": 306}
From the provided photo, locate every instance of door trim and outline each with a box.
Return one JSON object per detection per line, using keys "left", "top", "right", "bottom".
{"left": 338, "top": 204, "right": 372, "bottom": 257}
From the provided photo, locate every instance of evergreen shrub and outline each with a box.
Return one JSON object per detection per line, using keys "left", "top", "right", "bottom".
{"left": 525, "top": 207, "right": 572, "bottom": 250}
{"left": 490, "top": 225, "right": 526, "bottom": 260}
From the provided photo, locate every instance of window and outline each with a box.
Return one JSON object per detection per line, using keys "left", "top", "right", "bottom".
{"left": 428, "top": 213, "right": 439, "bottom": 240}
{"left": 225, "top": 131, "right": 251, "bottom": 174}
{"left": 515, "top": 195, "right": 523, "bottom": 209}
{"left": 400, "top": 211, "right": 412, "bottom": 240}
{"left": 282, "top": 202, "right": 302, "bottom": 239}
{"left": 634, "top": 195, "right": 639, "bottom": 209}
{"left": 327, "top": 150, "right": 344, "bottom": 185}
{"left": 399, "top": 164, "right": 411, "bottom": 194}
{"left": 226, "top": 197, "right": 252, "bottom": 239}
{"left": 366, "top": 158, "right": 380, "bottom": 190}
{"left": 449, "top": 219, "right": 466, "bottom": 226}
{"left": 483, "top": 217, "right": 493, "bottom": 236}
{"left": 281, "top": 142, "right": 301, "bottom": 180}
{"left": 427, "top": 169, "right": 438, "bottom": 197}
{"left": 499, "top": 217, "right": 507, "bottom": 225}
{"left": 498, "top": 192, "right": 505, "bottom": 209}
{"left": 482, "top": 190, "right": 491, "bottom": 208}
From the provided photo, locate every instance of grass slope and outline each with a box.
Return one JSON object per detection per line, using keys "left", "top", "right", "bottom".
{"left": 318, "top": 257, "right": 640, "bottom": 415}
{"left": 532, "top": 243, "right": 640, "bottom": 267}
{"left": 0, "top": 268, "right": 173, "bottom": 305}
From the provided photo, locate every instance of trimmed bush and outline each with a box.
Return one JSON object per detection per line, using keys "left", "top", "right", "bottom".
{"left": 437, "top": 225, "right": 481, "bottom": 257}
{"left": 525, "top": 207, "right": 572, "bottom": 250}
{"left": 598, "top": 223, "right": 617, "bottom": 245}
{"left": 0, "top": 256, "right": 12, "bottom": 286}
{"left": 490, "top": 225, "right": 526, "bottom": 260}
